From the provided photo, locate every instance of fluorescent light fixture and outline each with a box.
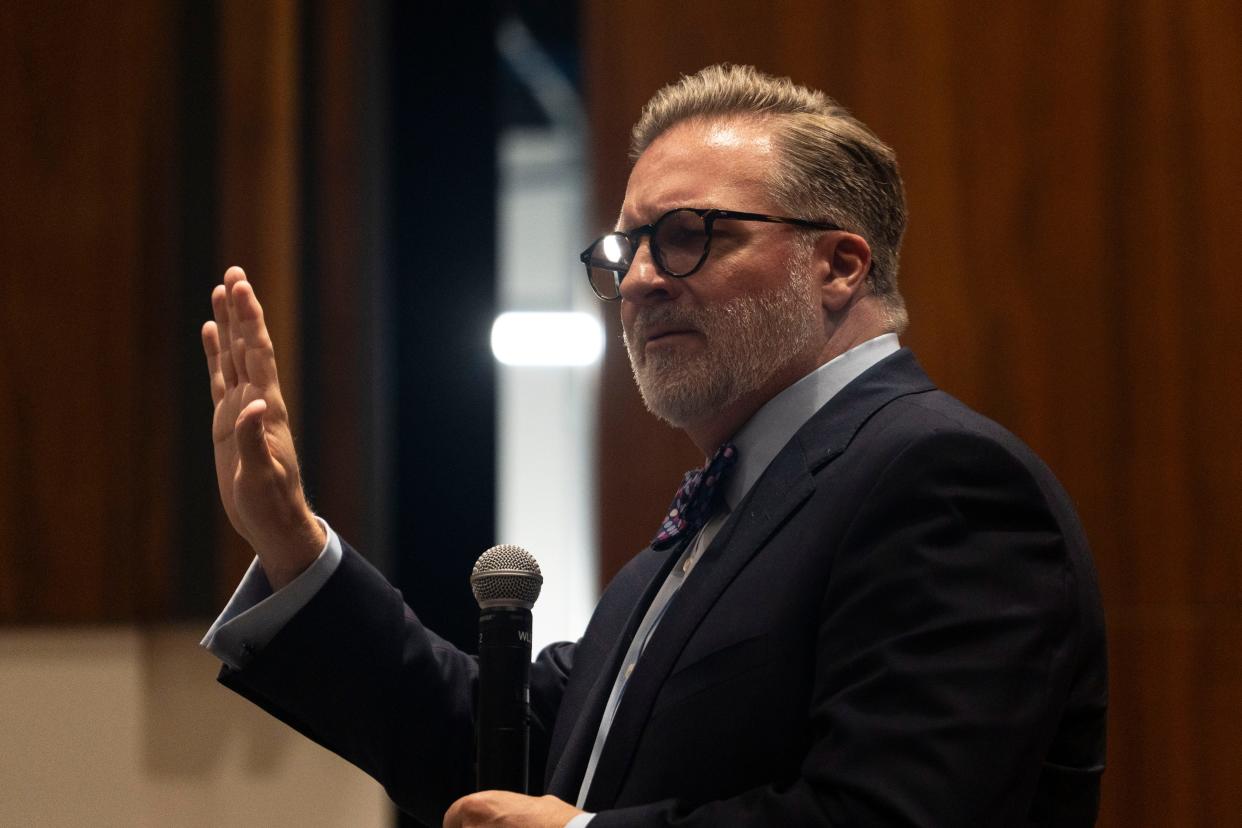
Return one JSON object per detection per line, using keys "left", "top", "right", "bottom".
{"left": 491, "top": 311, "right": 604, "bottom": 366}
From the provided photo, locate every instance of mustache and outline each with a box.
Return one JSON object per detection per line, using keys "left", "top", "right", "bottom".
{"left": 626, "top": 305, "right": 710, "bottom": 344}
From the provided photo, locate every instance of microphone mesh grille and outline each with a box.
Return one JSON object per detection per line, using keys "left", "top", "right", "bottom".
{"left": 470, "top": 544, "right": 543, "bottom": 608}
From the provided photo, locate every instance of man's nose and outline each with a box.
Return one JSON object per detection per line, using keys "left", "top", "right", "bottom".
{"left": 619, "top": 238, "right": 681, "bottom": 304}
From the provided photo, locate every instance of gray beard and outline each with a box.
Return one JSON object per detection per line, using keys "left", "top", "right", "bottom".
{"left": 623, "top": 269, "right": 821, "bottom": 429}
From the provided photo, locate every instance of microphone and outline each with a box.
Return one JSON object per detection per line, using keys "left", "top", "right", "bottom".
{"left": 470, "top": 544, "right": 543, "bottom": 793}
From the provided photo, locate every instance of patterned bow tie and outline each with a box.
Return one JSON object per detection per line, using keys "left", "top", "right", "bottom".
{"left": 651, "top": 442, "right": 738, "bottom": 551}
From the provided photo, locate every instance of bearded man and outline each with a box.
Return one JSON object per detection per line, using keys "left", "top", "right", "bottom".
{"left": 202, "top": 65, "right": 1106, "bottom": 828}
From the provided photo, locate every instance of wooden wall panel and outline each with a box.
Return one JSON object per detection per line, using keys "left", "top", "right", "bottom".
{"left": 0, "top": 0, "right": 381, "bottom": 620}
{"left": 585, "top": 1, "right": 1242, "bottom": 824}
{"left": 0, "top": 1, "right": 181, "bottom": 621}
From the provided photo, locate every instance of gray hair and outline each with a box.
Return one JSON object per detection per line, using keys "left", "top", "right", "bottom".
{"left": 631, "top": 64, "right": 908, "bottom": 332}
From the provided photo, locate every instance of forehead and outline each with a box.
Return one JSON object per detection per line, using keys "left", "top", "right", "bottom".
{"left": 621, "top": 118, "right": 780, "bottom": 225}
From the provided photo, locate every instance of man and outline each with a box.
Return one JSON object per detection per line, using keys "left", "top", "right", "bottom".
{"left": 203, "top": 65, "right": 1106, "bottom": 827}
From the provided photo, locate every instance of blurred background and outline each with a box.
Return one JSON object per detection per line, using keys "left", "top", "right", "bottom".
{"left": 2, "top": 1, "right": 1239, "bottom": 825}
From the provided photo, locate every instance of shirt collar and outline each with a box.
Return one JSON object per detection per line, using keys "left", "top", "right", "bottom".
{"left": 722, "top": 333, "right": 901, "bottom": 510}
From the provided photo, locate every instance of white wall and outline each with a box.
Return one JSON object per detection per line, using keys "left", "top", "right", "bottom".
{"left": 0, "top": 627, "right": 388, "bottom": 828}
{"left": 496, "top": 128, "right": 600, "bottom": 653}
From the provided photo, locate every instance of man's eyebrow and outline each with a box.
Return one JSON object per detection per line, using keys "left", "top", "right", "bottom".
{"left": 615, "top": 206, "right": 644, "bottom": 232}
{"left": 617, "top": 205, "right": 702, "bottom": 231}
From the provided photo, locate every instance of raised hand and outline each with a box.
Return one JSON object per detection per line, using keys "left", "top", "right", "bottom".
{"left": 202, "top": 266, "right": 325, "bottom": 589}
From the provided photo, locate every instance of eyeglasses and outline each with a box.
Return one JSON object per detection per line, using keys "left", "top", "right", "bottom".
{"left": 579, "top": 207, "right": 841, "bottom": 301}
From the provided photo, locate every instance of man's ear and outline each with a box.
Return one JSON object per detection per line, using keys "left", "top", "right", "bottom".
{"left": 816, "top": 232, "right": 872, "bottom": 312}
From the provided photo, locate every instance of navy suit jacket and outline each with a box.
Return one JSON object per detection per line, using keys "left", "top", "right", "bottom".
{"left": 220, "top": 349, "right": 1107, "bottom": 827}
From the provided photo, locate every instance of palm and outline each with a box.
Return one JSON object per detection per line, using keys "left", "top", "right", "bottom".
{"left": 212, "top": 372, "right": 267, "bottom": 529}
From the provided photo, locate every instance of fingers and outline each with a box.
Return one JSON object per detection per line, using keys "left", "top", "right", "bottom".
{"left": 211, "top": 283, "right": 238, "bottom": 389}
{"left": 225, "top": 267, "right": 250, "bottom": 384}
{"left": 231, "top": 279, "right": 281, "bottom": 388}
{"left": 442, "top": 796, "right": 465, "bottom": 828}
{"left": 442, "top": 792, "right": 578, "bottom": 828}
{"left": 201, "top": 320, "right": 227, "bottom": 405}
{"left": 210, "top": 266, "right": 281, "bottom": 394}
{"left": 443, "top": 792, "right": 492, "bottom": 828}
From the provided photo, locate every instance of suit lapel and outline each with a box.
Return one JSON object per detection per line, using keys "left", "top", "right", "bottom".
{"left": 545, "top": 544, "right": 682, "bottom": 800}
{"left": 581, "top": 442, "right": 814, "bottom": 810}
{"left": 580, "top": 349, "right": 937, "bottom": 809}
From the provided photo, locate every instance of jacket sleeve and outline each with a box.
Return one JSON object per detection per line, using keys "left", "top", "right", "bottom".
{"left": 217, "top": 540, "right": 575, "bottom": 826}
{"left": 590, "top": 429, "right": 1101, "bottom": 827}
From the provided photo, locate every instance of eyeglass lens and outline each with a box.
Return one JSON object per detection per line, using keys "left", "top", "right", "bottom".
{"left": 585, "top": 209, "right": 710, "bottom": 298}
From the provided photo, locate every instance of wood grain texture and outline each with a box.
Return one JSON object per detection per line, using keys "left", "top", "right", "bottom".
{"left": 584, "top": 1, "right": 1242, "bottom": 823}
{"left": 0, "top": 0, "right": 181, "bottom": 621}
{"left": 0, "top": 0, "right": 371, "bottom": 618}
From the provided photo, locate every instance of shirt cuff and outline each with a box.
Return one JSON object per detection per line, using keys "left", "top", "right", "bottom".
{"left": 200, "top": 517, "right": 343, "bottom": 670}
{"left": 564, "top": 814, "right": 595, "bottom": 828}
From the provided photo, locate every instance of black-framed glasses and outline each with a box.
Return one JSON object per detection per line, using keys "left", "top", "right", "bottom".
{"left": 579, "top": 207, "right": 841, "bottom": 300}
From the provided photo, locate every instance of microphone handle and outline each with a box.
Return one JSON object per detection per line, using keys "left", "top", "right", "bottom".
{"left": 477, "top": 606, "right": 532, "bottom": 792}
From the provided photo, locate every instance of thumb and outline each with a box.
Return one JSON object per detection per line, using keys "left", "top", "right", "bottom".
{"left": 235, "top": 398, "right": 272, "bottom": 467}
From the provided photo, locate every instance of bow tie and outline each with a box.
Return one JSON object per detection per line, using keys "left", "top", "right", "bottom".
{"left": 651, "top": 442, "right": 738, "bottom": 551}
